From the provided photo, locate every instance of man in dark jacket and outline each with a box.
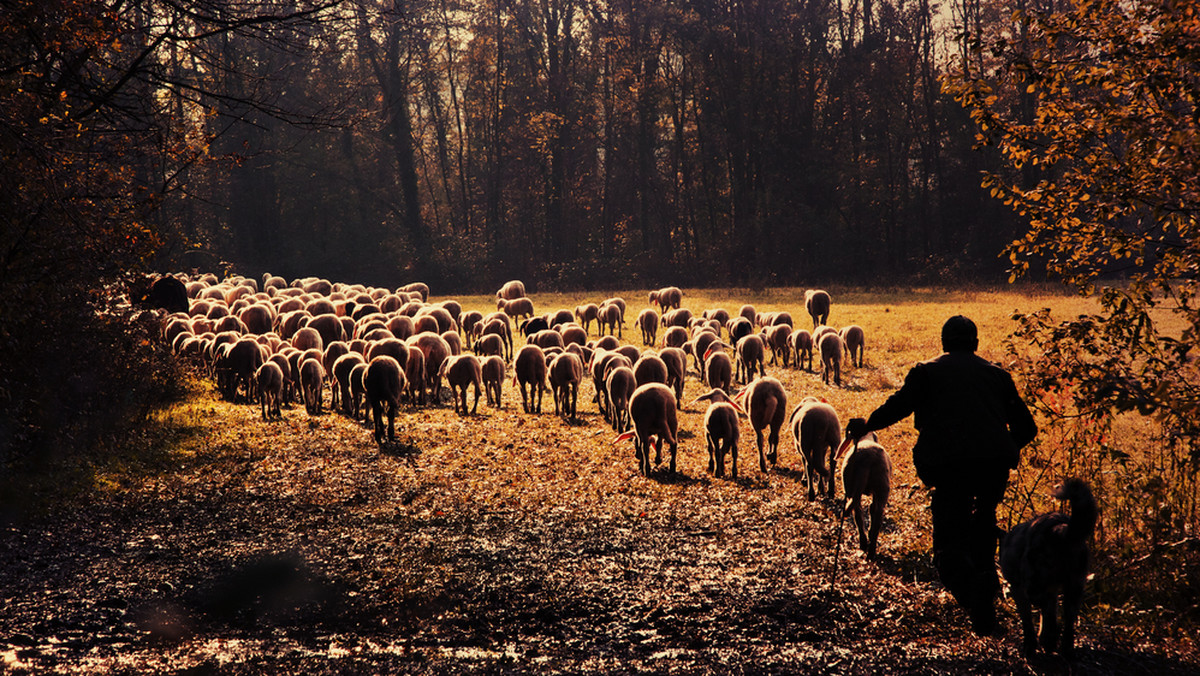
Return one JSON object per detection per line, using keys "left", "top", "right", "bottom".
{"left": 846, "top": 315, "right": 1037, "bottom": 635}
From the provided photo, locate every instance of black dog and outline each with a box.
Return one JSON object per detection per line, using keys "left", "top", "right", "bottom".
{"left": 999, "top": 478, "right": 1097, "bottom": 658}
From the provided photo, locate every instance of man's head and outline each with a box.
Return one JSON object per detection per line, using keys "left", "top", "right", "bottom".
{"left": 942, "top": 315, "right": 978, "bottom": 353}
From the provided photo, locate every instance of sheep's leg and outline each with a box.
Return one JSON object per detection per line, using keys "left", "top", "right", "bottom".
{"left": 668, "top": 440, "right": 676, "bottom": 474}
{"left": 867, "top": 496, "right": 886, "bottom": 559}
{"left": 387, "top": 403, "right": 396, "bottom": 442}
{"left": 756, "top": 429, "right": 767, "bottom": 473}
{"left": 729, "top": 441, "right": 738, "bottom": 479}
{"left": 767, "top": 426, "right": 779, "bottom": 465}
{"left": 707, "top": 435, "right": 718, "bottom": 476}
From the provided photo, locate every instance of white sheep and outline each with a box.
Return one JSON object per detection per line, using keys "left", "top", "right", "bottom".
{"left": 548, "top": 352, "right": 584, "bottom": 419}
{"left": 496, "top": 279, "right": 526, "bottom": 300}
{"left": 734, "top": 377, "right": 787, "bottom": 473}
{"left": 481, "top": 355, "right": 506, "bottom": 408}
{"left": 648, "top": 286, "right": 683, "bottom": 313}
{"left": 735, "top": 333, "right": 766, "bottom": 383}
{"left": 440, "top": 353, "right": 484, "bottom": 416}
{"left": 513, "top": 344, "right": 548, "bottom": 414}
{"left": 791, "top": 329, "right": 814, "bottom": 372}
{"left": 255, "top": 362, "right": 284, "bottom": 420}
{"left": 836, "top": 431, "right": 892, "bottom": 559}
{"left": 694, "top": 388, "right": 745, "bottom": 479}
{"left": 637, "top": 308, "right": 659, "bottom": 346}
{"left": 840, "top": 325, "right": 865, "bottom": 368}
{"left": 789, "top": 397, "right": 841, "bottom": 500}
{"left": 598, "top": 302, "right": 623, "bottom": 338}
{"left": 762, "top": 324, "right": 792, "bottom": 367}
{"left": 605, "top": 365, "right": 637, "bottom": 432}
{"left": 805, "top": 289, "right": 831, "bottom": 328}
{"left": 703, "top": 344, "right": 734, "bottom": 394}
{"left": 498, "top": 296, "right": 535, "bottom": 322}
{"left": 819, "top": 331, "right": 845, "bottom": 386}
{"left": 615, "top": 383, "right": 679, "bottom": 476}
{"left": 575, "top": 303, "right": 600, "bottom": 334}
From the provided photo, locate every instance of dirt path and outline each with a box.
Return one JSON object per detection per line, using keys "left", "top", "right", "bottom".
{"left": 1, "top": 389, "right": 1195, "bottom": 674}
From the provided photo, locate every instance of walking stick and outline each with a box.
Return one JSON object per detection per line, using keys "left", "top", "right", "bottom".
{"left": 827, "top": 419, "right": 867, "bottom": 590}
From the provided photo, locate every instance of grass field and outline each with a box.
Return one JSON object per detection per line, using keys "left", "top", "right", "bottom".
{"left": 4, "top": 284, "right": 1197, "bottom": 673}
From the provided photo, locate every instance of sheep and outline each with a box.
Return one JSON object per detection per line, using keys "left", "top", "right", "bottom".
{"left": 589, "top": 350, "right": 632, "bottom": 416}
{"left": 496, "top": 279, "right": 526, "bottom": 300}
{"left": 840, "top": 325, "right": 865, "bottom": 368}
{"left": 436, "top": 299, "right": 462, "bottom": 327}
{"left": 459, "top": 310, "right": 484, "bottom": 341}
{"left": 366, "top": 356, "right": 406, "bottom": 443}
{"left": 387, "top": 315, "right": 415, "bottom": 341}
{"left": 659, "top": 346, "right": 687, "bottom": 409}
{"left": 702, "top": 308, "right": 731, "bottom": 327}
{"left": 615, "top": 345, "right": 641, "bottom": 364}
{"left": 738, "top": 304, "right": 756, "bottom": 323}
{"left": 332, "top": 352, "right": 366, "bottom": 416}
{"left": 633, "top": 352, "right": 669, "bottom": 388}
{"left": 615, "top": 383, "right": 679, "bottom": 476}
{"left": 605, "top": 365, "right": 637, "bottom": 432}
{"left": 789, "top": 397, "right": 841, "bottom": 500}
{"left": 513, "top": 344, "right": 548, "bottom": 414}
{"left": 440, "top": 354, "right": 484, "bottom": 416}
{"left": 305, "top": 313, "right": 345, "bottom": 348}
{"left": 268, "top": 353, "right": 295, "bottom": 406}
{"left": 548, "top": 352, "right": 584, "bottom": 419}
{"left": 255, "top": 362, "right": 284, "bottom": 420}
{"left": 819, "top": 331, "right": 845, "bottom": 386}
{"left": 594, "top": 335, "right": 620, "bottom": 352}
{"left": 791, "top": 329, "right": 814, "bottom": 372}
{"left": 529, "top": 328, "right": 565, "bottom": 351}
{"left": 560, "top": 324, "right": 588, "bottom": 347}
{"left": 224, "top": 338, "right": 264, "bottom": 403}
{"left": 703, "top": 345, "right": 734, "bottom": 394}
{"left": 734, "top": 376, "right": 787, "bottom": 474}
{"left": 498, "top": 297, "right": 535, "bottom": 322}
{"left": 399, "top": 281, "right": 430, "bottom": 301}
{"left": 575, "top": 303, "right": 600, "bottom": 334}
{"left": 694, "top": 388, "right": 745, "bottom": 478}
{"left": 349, "top": 362, "right": 369, "bottom": 420}
{"left": 366, "top": 338, "right": 409, "bottom": 369}
{"left": 601, "top": 296, "right": 627, "bottom": 323}
{"left": 636, "top": 308, "right": 658, "bottom": 346}
{"left": 418, "top": 306, "right": 456, "bottom": 334}
{"left": 805, "top": 289, "right": 832, "bottom": 327}
{"left": 660, "top": 308, "right": 694, "bottom": 329}
{"left": 441, "top": 330, "right": 463, "bottom": 356}
{"left": 519, "top": 316, "right": 550, "bottom": 338}
{"left": 300, "top": 357, "right": 326, "bottom": 415}
{"left": 480, "top": 317, "right": 513, "bottom": 360}
{"left": 481, "top": 355, "right": 506, "bottom": 408}
{"left": 835, "top": 430, "right": 892, "bottom": 559}
{"left": 413, "top": 314, "right": 440, "bottom": 335}
{"left": 771, "top": 311, "right": 794, "bottom": 327}
{"left": 649, "top": 286, "right": 683, "bottom": 313}
{"left": 408, "top": 332, "right": 452, "bottom": 404}
{"left": 139, "top": 274, "right": 190, "bottom": 314}
{"left": 686, "top": 330, "right": 721, "bottom": 376}
{"left": 736, "top": 334, "right": 766, "bottom": 383}
{"left": 598, "top": 302, "right": 623, "bottom": 338}
{"left": 762, "top": 324, "right": 793, "bottom": 367}
{"left": 403, "top": 348, "right": 426, "bottom": 406}
{"left": 213, "top": 314, "right": 249, "bottom": 336}
{"left": 727, "top": 316, "right": 753, "bottom": 345}
{"left": 661, "top": 326, "right": 689, "bottom": 349}
{"left": 472, "top": 333, "right": 505, "bottom": 359}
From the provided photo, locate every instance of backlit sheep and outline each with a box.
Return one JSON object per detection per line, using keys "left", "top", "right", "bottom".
{"left": 819, "top": 331, "right": 845, "bottom": 386}
{"left": 514, "top": 344, "right": 548, "bottom": 414}
{"left": 481, "top": 355, "right": 506, "bottom": 408}
{"left": 440, "top": 354, "right": 484, "bottom": 415}
{"left": 791, "top": 330, "right": 814, "bottom": 372}
{"left": 575, "top": 303, "right": 600, "bottom": 334}
{"left": 633, "top": 352, "right": 669, "bottom": 388}
{"left": 736, "top": 334, "right": 766, "bottom": 383}
{"left": 548, "top": 352, "right": 584, "bottom": 419}
{"left": 605, "top": 365, "right": 637, "bottom": 432}
{"left": 659, "top": 347, "right": 687, "bottom": 409}
{"left": 598, "top": 303, "right": 623, "bottom": 338}
{"left": 255, "top": 362, "right": 284, "bottom": 420}
{"left": 648, "top": 286, "right": 683, "bottom": 313}
{"left": 734, "top": 377, "right": 787, "bottom": 473}
{"left": 694, "top": 388, "right": 745, "bottom": 478}
{"left": 300, "top": 357, "right": 326, "bottom": 415}
{"left": 805, "top": 289, "right": 831, "bottom": 328}
{"left": 637, "top": 308, "right": 658, "bottom": 346}
{"left": 789, "top": 397, "right": 841, "bottom": 500}
{"left": 366, "top": 356, "right": 406, "bottom": 443}
{"left": 836, "top": 430, "right": 892, "bottom": 559}
{"left": 496, "top": 279, "right": 526, "bottom": 300}
{"left": 615, "top": 383, "right": 679, "bottom": 476}
{"left": 703, "top": 345, "right": 734, "bottom": 394}
{"left": 840, "top": 325, "right": 865, "bottom": 368}
{"left": 762, "top": 324, "right": 792, "bottom": 367}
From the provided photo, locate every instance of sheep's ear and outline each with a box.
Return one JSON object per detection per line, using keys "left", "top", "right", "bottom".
{"left": 730, "top": 401, "right": 748, "bottom": 417}
{"left": 613, "top": 431, "right": 636, "bottom": 445}
{"left": 834, "top": 437, "right": 855, "bottom": 463}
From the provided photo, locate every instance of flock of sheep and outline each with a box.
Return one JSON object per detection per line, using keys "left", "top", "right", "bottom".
{"left": 157, "top": 275, "right": 892, "bottom": 558}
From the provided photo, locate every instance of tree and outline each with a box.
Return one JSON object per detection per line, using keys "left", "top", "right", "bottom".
{"left": 943, "top": 0, "right": 1200, "bottom": 532}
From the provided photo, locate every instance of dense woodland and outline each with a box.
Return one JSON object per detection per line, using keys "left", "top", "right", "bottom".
{"left": 3, "top": 0, "right": 1038, "bottom": 293}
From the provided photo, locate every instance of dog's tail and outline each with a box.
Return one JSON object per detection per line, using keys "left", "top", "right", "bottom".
{"left": 1054, "top": 478, "right": 1098, "bottom": 542}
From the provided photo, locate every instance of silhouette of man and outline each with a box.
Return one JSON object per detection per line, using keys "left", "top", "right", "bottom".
{"left": 846, "top": 315, "right": 1037, "bottom": 635}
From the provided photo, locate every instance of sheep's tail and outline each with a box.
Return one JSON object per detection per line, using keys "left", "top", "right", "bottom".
{"left": 1055, "top": 478, "right": 1098, "bottom": 543}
